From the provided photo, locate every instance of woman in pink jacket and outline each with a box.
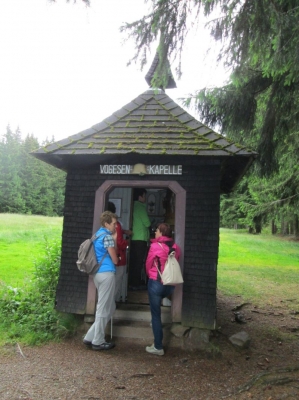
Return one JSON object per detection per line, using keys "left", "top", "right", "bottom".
{"left": 145, "top": 223, "right": 181, "bottom": 356}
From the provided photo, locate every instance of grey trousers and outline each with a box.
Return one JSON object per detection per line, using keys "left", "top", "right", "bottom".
{"left": 115, "top": 265, "right": 126, "bottom": 302}
{"left": 84, "top": 272, "right": 116, "bottom": 345}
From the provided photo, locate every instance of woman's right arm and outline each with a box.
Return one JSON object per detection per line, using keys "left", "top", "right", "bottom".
{"left": 108, "top": 246, "right": 119, "bottom": 265}
{"left": 145, "top": 244, "right": 156, "bottom": 276}
{"left": 106, "top": 232, "right": 119, "bottom": 265}
{"left": 116, "top": 223, "right": 128, "bottom": 251}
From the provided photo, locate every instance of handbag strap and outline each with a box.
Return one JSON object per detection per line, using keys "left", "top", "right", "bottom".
{"left": 158, "top": 242, "right": 175, "bottom": 256}
{"left": 154, "top": 258, "right": 163, "bottom": 279}
{"left": 158, "top": 242, "right": 169, "bottom": 253}
{"left": 155, "top": 242, "right": 169, "bottom": 279}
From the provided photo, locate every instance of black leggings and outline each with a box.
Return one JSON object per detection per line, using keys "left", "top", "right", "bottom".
{"left": 128, "top": 240, "right": 148, "bottom": 286}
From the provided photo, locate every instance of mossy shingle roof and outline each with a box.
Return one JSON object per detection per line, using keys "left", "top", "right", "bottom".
{"left": 33, "top": 89, "right": 256, "bottom": 159}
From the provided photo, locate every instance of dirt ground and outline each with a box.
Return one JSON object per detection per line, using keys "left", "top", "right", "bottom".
{"left": 1, "top": 291, "right": 299, "bottom": 400}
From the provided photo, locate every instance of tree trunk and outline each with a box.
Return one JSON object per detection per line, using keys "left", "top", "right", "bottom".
{"left": 253, "top": 215, "right": 262, "bottom": 234}
{"left": 271, "top": 220, "right": 277, "bottom": 234}
{"left": 290, "top": 221, "right": 294, "bottom": 235}
{"left": 281, "top": 218, "right": 289, "bottom": 235}
{"left": 294, "top": 215, "right": 299, "bottom": 238}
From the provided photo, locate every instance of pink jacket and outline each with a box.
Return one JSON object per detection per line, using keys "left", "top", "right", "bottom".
{"left": 146, "top": 236, "right": 181, "bottom": 281}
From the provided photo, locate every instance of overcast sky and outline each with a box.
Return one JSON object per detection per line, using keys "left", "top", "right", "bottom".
{"left": 0, "top": 0, "right": 228, "bottom": 143}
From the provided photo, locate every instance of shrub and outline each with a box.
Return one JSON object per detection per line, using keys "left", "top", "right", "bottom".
{"left": 0, "top": 238, "right": 79, "bottom": 345}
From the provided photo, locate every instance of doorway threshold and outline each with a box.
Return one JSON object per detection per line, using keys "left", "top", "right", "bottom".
{"left": 125, "top": 289, "right": 149, "bottom": 305}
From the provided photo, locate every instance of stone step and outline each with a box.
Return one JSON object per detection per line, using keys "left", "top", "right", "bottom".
{"left": 106, "top": 319, "right": 172, "bottom": 340}
{"left": 114, "top": 303, "right": 172, "bottom": 323}
{"left": 105, "top": 303, "right": 172, "bottom": 339}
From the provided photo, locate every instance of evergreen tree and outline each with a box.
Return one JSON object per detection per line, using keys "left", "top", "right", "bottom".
{"left": 0, "top": 128, "right": 66, "bottom": 216}
{"left": 123, "top": 0, "right": 299, "bottom": 232}
{"left": 19, "top": 134, "right": 43, "bottom": 214}
{"left": 122, "top": 0, "right": 299, "bottom": 175}
{"left": 35, "top": 137, "right": 66, "bottom": 216}
{"left": 0, "top": 126, "right": 26, "bottom": 213}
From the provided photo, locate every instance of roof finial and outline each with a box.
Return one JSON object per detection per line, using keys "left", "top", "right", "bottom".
{"left": 145, "top": 32, "right": 177, "bottom": 90}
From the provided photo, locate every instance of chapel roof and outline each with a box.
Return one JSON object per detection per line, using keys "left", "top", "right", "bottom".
{"left": 31, "top": 89, "right": 257, "bottom": 192}
{"left": 32, "top": 89, "right": 255, "bottom": 158}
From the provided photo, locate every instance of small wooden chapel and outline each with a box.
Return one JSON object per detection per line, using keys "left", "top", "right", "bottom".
{"left": 32, "top": 53, "right": 256, "bottom": 332}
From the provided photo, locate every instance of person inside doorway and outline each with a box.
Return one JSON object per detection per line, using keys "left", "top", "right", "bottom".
{"left": 107, "top": 201, "right": 132, "bottom": 302}
{"left": 129, "top": 188, "right": 151, "bottom": 289}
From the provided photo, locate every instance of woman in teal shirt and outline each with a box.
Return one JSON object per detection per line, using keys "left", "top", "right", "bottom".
{"left": 83, "top": 211, "right": 119, "bottom": 351}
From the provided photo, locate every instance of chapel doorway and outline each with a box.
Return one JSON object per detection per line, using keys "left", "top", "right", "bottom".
{"left": 107, "top": 187, "right": 176, "bottom": 305}
{"left": 88, "top": 180, "right": 186, "bottom": 322}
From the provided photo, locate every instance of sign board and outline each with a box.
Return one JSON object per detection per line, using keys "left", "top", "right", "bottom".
{"left": 98, "top": 165, "right": 182, "bottom": 175}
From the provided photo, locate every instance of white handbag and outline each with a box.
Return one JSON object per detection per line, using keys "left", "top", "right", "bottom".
{"left": 155, "top": 243, "right": 183, "bottom": 285}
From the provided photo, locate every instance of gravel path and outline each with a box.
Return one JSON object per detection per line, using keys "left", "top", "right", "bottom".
{"left": 1, "top": 292, "right": 299, "bottom": 399}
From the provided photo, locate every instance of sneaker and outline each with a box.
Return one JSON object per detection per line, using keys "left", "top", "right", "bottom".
{"left": 162, "top": 298, "right": 172, "bottom": 307}
{"left": 92, "top": 342, "right": 115, "bottom": 351}
{"left": 83, "top": 339, "right": 92, "bottom": 347}
{"left": 145, "top": 344, "right": 164, "bottom": 356}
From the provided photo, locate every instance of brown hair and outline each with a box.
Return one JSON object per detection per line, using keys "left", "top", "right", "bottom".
{"left": 107, "top": 201, "right": 116, "bottom": 213}
{"left": 100, "top": 211, "right": 117, "bottom": 227}
{"left": 133, "top": 188, "right": 147, "bottom": 201}
{"left": 157, "top": 223, "right": 172, "bottom": 238}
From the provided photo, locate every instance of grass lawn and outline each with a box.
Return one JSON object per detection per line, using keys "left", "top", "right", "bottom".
{"left": 0, "top": 214, "right": 62, "bottom": 287}
{"left": 218, "top": 228, "right": 299, "bottom": 310}
{"left": 1, "top": 215, "right": 298, "bottom": 312}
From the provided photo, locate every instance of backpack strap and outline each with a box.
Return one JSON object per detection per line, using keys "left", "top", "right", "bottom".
{"left": 92, "top": 232, "right": 108, "bottom": 267}
{"left": 96, "top": 250, "right": 108, "bottom": 268}
{"left": 92, "top": 232, "right": 106, "bottom": 242}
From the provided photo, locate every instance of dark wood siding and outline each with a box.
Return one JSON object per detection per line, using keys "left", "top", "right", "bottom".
{"left": 55, "top": 159, "right": 220, "bottom": 329}
{"left": 181, "top": 161, "right": 220, "bottom": 329}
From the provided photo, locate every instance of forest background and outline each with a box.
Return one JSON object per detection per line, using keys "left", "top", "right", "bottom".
{"left": 0, "top": 127, "right": 65, "bottom": 217}
{"left": 1, "top": 0, "right": 299, "bottom": 236}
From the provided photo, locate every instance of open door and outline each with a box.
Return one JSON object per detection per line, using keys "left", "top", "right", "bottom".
{"left": 109, "top": 187, "right": 171, "bottom": 306}
{"left": 86, "top": 180, "right": 186, "bottom": 322}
